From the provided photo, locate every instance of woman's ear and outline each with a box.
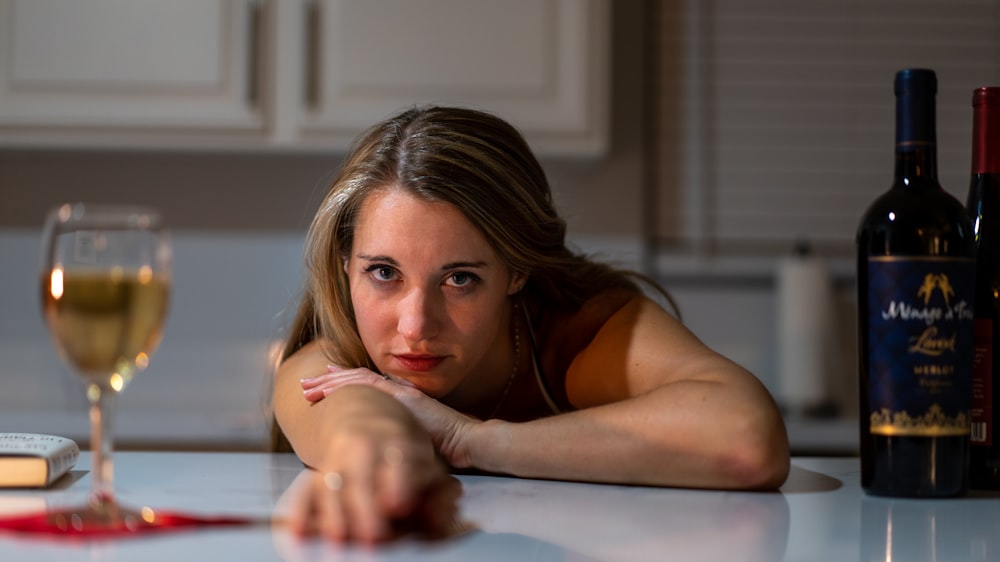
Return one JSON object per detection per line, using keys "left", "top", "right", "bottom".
{"left": 507, "top": 272, "right": 527, "bottom": 295}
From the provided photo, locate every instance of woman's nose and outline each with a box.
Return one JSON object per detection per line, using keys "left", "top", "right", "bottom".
{"left": 397, "top": 289, "right": 440, "bottom": 342}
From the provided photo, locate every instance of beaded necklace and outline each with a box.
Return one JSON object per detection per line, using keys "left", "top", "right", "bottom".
{"left": 488, "top": 304, "right": 521, "bottom": 418}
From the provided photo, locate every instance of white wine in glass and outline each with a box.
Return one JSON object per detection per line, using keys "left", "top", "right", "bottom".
{"left": 39, "top": 203, "right": 170, "bottom": 532}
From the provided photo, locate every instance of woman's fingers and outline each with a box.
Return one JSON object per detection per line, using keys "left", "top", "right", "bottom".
{"left": 375, "top": 443, "right": 417, "bottom": 517}
{"left": 373, "top": 442, "right": 466, "bottom": 538}
{"left": 339, "top": 441, "right": 390, "bottom": 543}
{"left": 301, "top": 369, "right": 400, "bottom": 403}
{"left": 279, "top": 471, "right": 316, "bottom": 537}
{"left": 301, "top": 373, "right": 366, "bottom": 402}
{"left": 314, "top": 471, "right": 349, "bottom": 541}
{"left": 374, "top": 438, "right": 450, "bottom": 519}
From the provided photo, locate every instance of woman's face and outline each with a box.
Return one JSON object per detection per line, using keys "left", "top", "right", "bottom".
{"left": 346, "top": 188, "right": 521, "bottom": 405}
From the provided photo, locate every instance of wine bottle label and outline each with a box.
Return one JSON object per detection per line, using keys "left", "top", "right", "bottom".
{"left": 972, "top": 318, "right": 994, "bottom": 446}
{"left": 867, "top": 256, "right": 974, "bottom": 437}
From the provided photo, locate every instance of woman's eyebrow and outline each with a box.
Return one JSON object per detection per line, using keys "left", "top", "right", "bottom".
{"left": 356, "top": 255, "right": 488, "bottom": 271}
{"left": 356, "top": 254, "right": 397, "bottom": 265}
{"left": 441, "top": 261, "right": 488, "bottom": 270}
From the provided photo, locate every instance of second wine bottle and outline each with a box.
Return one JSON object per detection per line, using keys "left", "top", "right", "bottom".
{"left": 967, "top": 86, "right": 1000, "bottom": 489}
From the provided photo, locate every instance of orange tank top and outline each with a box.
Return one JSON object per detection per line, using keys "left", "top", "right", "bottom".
{"left": 497, "top": 287, "right": 639, "bottom": 421}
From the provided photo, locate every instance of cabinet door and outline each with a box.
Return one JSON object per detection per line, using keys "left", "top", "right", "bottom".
{"left": 300, "top": 0, "right": 609, "bottom": 157}
{"left": 0, "top": 0, "right": 262, "bottom": 145}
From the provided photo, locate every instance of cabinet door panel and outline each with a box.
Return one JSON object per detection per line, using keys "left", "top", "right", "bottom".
{"left": 0, "top": 0, "right": 261, "bottom": 133}
{"left": 328, "top": 0, "right": 548, "bottom": 93}
{"left": 303, "top": 0, "right": 609, "bottom": 156}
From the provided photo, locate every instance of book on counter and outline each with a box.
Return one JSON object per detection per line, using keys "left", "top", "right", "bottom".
{"left": 0, "top": 433, "right": 79, "bottom": 488}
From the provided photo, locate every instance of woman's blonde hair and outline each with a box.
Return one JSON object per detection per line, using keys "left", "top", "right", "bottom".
{"left": 272, "top": 105, "right": 673, "bottom": 450}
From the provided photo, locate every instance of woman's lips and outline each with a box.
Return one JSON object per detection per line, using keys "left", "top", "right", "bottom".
{"left": 393, "top": 354, "right": 446, "bottom": 372}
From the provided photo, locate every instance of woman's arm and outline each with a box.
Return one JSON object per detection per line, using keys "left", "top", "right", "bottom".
{"left": 273, "top": 341, "right": 460, "bottom": 541}
{"left": 301, "top": 297, "right": 789, "bottom": 490}
{"left": 464, "top": 296, "right": 789, "bottom": 489}
{"left": 274, "top": 342, "right": 428, "bottom": 468}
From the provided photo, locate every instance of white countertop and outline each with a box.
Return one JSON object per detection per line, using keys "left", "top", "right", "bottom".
{"left": 1, "top": 452, "right": 997, "bottom": 561}
{"left": 0, "top": 410, "right": 861, "bottom": 454}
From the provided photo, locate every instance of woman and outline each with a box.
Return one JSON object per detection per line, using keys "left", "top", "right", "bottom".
{"left": 272, "top": 106, "right": 789, "bottom": 542}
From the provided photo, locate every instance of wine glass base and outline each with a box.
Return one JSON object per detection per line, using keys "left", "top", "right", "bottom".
{"left": 0, "top": 500, "right": 257, "bottom": 538}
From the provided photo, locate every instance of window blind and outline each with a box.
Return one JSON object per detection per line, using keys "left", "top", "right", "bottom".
{"left": 653, "top": 0, "right": 1000, "bottom": 258}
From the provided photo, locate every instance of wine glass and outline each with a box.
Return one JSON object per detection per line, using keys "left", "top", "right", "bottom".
{"left": 38, "top": 203, "right": 171, "bottom": 533}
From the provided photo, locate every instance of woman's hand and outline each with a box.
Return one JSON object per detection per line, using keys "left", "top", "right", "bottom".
{"left": 274, "top": 469, "right": 466, "bottom": 554}
{"left": 279, "top": 383, "right": 464, "bottom": 543}
{"left": 277, "top": 454, "right": 464, "bottom": 544}
{"left": 301, "top": 367, "right": 481, "bottom": 468}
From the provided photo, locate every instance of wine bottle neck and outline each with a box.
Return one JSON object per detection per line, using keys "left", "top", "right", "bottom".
{"left": 895, "top": 146, "right": 938, "bottom": 185}
{"left": 894, "top": 75, "right": 938, "bottom": 186}
{"left": 972, "top": 87, "right": 1000, "bottom": 174}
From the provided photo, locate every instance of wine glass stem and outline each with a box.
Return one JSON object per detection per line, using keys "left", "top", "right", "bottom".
{"left": 88, "top": 384, "right": 117, "bottom": 507}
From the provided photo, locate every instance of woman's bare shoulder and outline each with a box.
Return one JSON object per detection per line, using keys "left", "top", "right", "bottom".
{"left": 564, "top": 293, "right": 733, "bottom": 406}
{"left": 276, "top": 339, "right": 329, "bottom": 382}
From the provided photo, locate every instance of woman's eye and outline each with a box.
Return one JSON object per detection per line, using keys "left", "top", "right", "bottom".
{"left": 366, "top": 265, "right": 398, "bottom": 282}
{"left": 447, "top": 272, "right": 479, "bottom": 288}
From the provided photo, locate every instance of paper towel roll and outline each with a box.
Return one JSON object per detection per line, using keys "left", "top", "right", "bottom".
{"left": 775, "top": 253, "right": 835, "bottom": 415}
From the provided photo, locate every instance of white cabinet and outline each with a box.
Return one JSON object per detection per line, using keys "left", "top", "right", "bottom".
{"left": 0, "top": 0, "right": 609, "bottom": 156}
{"left": 296, "top": 0, "right": 609, "bottom": 155}
{"left": 0, "top": 0, "right": 263, "bottom": 139}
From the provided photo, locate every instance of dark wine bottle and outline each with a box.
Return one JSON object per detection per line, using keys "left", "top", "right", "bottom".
{"left": 967, "top": 86, "right": 1000, "bottom": 489}
{"left": 856, "top": 68, "right": 976, "bottom": 497}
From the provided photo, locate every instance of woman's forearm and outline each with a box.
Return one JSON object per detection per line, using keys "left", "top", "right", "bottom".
{"left": 465, "top": 380, "right": 789, "bottom": 490}
{"left": 275, "top": 379, "right": 425, "bottom": 470}
{"left": 273, "top": 340, "right": 432, "bottom": 468}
